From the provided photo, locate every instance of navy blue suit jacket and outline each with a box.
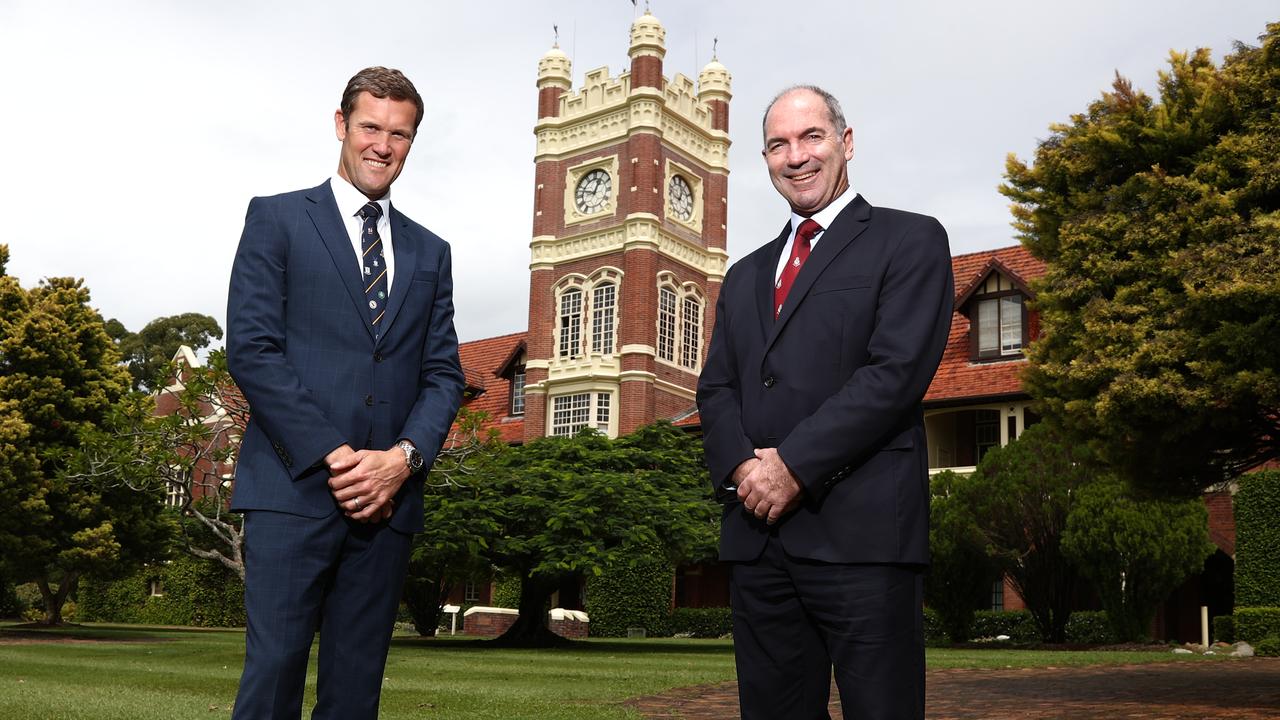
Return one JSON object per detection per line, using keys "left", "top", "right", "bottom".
{"left": 697, "top": 194, "right": 953, "bottom": 564}
{"left": 226, "top": 180, "right": 464, "bottom": 534}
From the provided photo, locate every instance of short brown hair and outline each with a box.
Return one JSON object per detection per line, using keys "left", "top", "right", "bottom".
{"left": 340, "top": 66, "right": 425, "bottom": 132}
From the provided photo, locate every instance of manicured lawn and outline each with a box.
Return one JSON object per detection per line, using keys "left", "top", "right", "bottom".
{"left": 0, "top": 623, "right": 1228, "bottom": 719}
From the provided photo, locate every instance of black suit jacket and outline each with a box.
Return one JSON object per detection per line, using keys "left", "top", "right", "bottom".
{"left": 697, "top": 194, "right": 953, "bottom": 564}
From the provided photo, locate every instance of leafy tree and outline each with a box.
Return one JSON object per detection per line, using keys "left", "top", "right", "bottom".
{"left": 1001, "top": 24, "right": 1280, "bottom": 496}
{"left": 925, "top": 470, "right": 997, "bottom": 643}
{"left": 108, "top": 313, "right": 223, "bottom": 390}
{"left": 0, "top": 247, "right": 170, "bottom": 624}
{"left": 411, "top": 422, "right": 718, "bottom": 646}
{"left": 958, "top": 423, "right": 1094, "bottom": 642}
{"left": 1063, "top": 476, "right": 1213, "bottom": 641}
{"left": 74, "top": 350, "right": 248, "bottom": 579}
{"left": 404, "top": 409, "right": 504, "bottom": 636}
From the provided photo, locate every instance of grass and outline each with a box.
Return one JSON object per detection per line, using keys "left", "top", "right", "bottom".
{"left": 0, "top": 623, "right": 1232, "bottom": 720}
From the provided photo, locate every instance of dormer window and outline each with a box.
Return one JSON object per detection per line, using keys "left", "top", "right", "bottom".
{"left": 961, "top": 267, "right": 1029, "bottom": 362}
{"left": 976, "top": 295, "right": 1023, "bottom": 358}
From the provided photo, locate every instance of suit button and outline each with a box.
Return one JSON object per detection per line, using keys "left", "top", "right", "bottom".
{"left": 373, "top": 352, "right": 384, "bottom": 363}
{"left": 763, "top": 376, "right": 776, "bottom": 388}
{"left": 365, "top": 395, "right": 374, "bottom": 406}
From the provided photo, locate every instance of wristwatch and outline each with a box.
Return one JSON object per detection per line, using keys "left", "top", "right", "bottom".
{"left": 397, "top": 440, "right": 424, "bottom": 473}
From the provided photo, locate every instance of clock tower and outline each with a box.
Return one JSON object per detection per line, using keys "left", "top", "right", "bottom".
{"left": 522, "top": 11, "right": 732, "bottom": 441}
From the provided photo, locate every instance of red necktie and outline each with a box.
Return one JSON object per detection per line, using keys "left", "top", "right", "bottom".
{"left": 774, "top": 218, "right": 821, "bottom": 319}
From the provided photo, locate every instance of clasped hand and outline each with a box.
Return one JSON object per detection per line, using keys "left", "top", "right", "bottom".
{"left": 735, "top": 448, "right": 803, "bottom": 525}
{"left": 324, "top": 445, "right": 409, "bottom": 523}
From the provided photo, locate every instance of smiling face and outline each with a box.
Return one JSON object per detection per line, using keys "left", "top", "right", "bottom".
{"left": 762, "top": 89, "right": 854, "bottom": 216}
{"left": 335, "top": 91, "right": 417, "bottom": 200}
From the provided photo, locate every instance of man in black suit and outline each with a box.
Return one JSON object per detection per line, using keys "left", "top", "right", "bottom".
{"left": 697, "top": 85, "right": 953, "bottom": 719}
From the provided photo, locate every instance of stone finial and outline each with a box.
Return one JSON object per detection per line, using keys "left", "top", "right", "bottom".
{"left": 698, "top": 58, "right": 732, "bottom": 101}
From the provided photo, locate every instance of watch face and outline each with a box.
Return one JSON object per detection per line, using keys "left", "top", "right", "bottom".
{"left": 574, "top": 169, "right": 612, "bottom": 215}
{"left": 669, "top": 175, "right": 693, "bottom": 221}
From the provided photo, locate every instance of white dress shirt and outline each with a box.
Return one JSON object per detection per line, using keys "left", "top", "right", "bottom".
{"left": 774, "top": 188, "right": 858, "bottom": 283}
{"left": 330, "top": 174, "right": 396, "bottom": 291}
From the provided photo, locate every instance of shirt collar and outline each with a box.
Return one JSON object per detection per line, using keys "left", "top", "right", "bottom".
{"left": 789, "top": 187, "right": 856, "bottom": 235}
{"left": 330, "top": 174, "right": 390, "bottom": 221}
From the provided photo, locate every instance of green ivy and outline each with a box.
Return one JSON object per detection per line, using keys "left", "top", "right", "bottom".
{"left": 79, "top": 555, "right": 244, "bottom": 627}
{"left": 1064, "top": 611, "right": 1115, "bottom": 644}
{"left": 1234, "top": 607, "right": 1280, "bottom": 643}
{"left": 670, "top": 607, "right": 732, "bottom": 638}
{"left": 585, "top": 547, "right": 672, "bottom": 638}
{"left": 1235, "top": 470, "right": 1280, "bottom": 606}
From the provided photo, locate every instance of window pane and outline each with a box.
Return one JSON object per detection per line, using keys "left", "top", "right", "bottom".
{"left": 975, "top": 409, "right": 999, "bottom": 460}
{"left": 1000, "top": 296, "right": 1022, "bottom": 354}
{"left": 591, "top": 283, "right": 616, "bottom": 354}
{"left": 658, "top": 287, "right": 676, "bottom": 362}
{"left": 551, "top": 393, "right": 591, "bottom": 437}
{"left": 681, "top": 295, "right": 701, "bottom": 369}
{"left": 511, "top": 368, "right": 525, "bottom": 415}
{"left": 977, "top": 298, "right": 998, "bottom": 354}
{"left": 559, "top": 289, "right": 582, "bottom": 358}
{"left": 595, "top": 392, "right": 611, "bottom": 432}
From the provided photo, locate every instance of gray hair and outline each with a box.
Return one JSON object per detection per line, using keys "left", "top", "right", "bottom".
{"left": 762, "top": 85, "right": 848, "bottom": 142}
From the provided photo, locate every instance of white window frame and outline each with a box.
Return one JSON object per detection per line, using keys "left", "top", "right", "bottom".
{"left": 656, "top": 273, "right": 704, "bottom": 372}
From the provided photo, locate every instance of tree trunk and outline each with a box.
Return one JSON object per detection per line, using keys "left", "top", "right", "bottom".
{"left": 35, "top": 572, "right": 78, "bottom": 626}
{"left": 490, "top": 572, "right": 569, "bottom": 648}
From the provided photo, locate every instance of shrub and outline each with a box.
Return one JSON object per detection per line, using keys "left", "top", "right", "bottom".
{"left": 1235, "top": 470, "right": 1280, "bottom": 606}
{"left": 670, "top": 607, "right": 732, "bottom": 638}
{"left": 491, "top": 574, "right": 521, "bottom": 609}
{"left": 79, "top": 555, "right": 244, "bottom": 627}
{"left": 1255, "top": 636, "right": 1280, "bottom": 657}
{"left": 1065, "top": 611, "right": 1115, "bottom": 644}
{"left": 1234, "top": 607, "right": 1280, "bottom": 643}
{"left": 585, "top": 548, "right": 673, "bottom": 638}
{"left": 923, "top": 607, "right": 948, "bottom": 646}
{"left": 970, "top": 610, "right": 1039, "bottom": 642}
{"left": 1213, "top": 615, "right": 1235, "bottom": 644}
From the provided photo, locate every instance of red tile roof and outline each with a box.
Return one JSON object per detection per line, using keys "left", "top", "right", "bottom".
{"left": 924, "top": 245, "right": 1045, "bottom": 404}
{"left": 455, "top": 331, "right": 528, "bottom": 444}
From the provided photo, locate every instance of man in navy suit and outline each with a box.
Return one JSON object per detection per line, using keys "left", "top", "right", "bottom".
{"left": 226, "top": 67, "right": 464, "bottom": 719}
{"left": 697, "top": 86, "right": 953, "bottom": 719}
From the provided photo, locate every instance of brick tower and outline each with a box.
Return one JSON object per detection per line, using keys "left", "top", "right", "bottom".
{"left": 522, "top": 11, "right": 732, "bottom": 440}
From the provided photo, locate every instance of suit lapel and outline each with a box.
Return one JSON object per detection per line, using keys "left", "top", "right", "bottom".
{"left": 764, "top": 194, "right": 873, "bottom": 353}
{"left": 755, "top": 221, "right": 793, "bottom": 339}
{"left": 376, "top": 205, "right": 418, "bottom": 345}
{"left": 305, "top": 180, "right": 377, "bottom": 342}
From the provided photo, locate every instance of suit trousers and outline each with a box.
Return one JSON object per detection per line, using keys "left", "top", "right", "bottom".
{"left": 729, "top": 534, "right": 925, "bottom": 720}
{"left": 232, "top": 509, "right": 411, "bottom": 720}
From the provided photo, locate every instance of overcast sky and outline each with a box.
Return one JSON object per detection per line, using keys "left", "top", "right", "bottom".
{"left": 2, "top": 1, "right": 1274, "bottom": 344}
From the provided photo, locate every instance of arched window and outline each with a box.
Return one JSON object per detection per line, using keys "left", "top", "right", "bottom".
{"left": 591, "top": 282, "right": 616, "bottom": 355}
{"left": 657, "top": 287, "right": 677, "bottom": 362}
{"left": 681, "top": 294, "right": 702, "bottom": 369}
{"left": 559, "top": 288, "right": 582, "bottom": 358}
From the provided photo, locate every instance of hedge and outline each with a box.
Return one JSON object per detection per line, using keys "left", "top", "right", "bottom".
{"left": 79, "top": 555, "right": 245, "bottom": 627}
{"left": 1213, "top": 615, "right": 1234, "bottom": 644}
{"left": 923, "top": 607, "right": 948, "bottom": 646}
{"left": 1064, "top": 611, "right": 1115, "bottom": 644}
{"left": 1256, "top": 636, "right": 1280, "bottom": 657}
{"left": 670, "top": 607, "right": 732, "bottom": 638}
{"left": 1235, "top": 470, "right": 1280, "bottom": 606}
{"left": 491, "top": 574, "right": 521, "bottom": 609}
{"left": 969, "top": 610, "right": 1039, "bottom": 642}
{"left": 585, "top": 548, "right": 673, "bottom": 638}
{"left": 1234, "top": 607, "right": 1280, "bottom": 643}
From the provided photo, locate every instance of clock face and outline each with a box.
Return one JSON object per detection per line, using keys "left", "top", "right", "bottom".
{"left": 668, "top": 175, "right": 693, "bottom": 221}
{"left": 574, "top": 169, "right": 612, "bottom": 215}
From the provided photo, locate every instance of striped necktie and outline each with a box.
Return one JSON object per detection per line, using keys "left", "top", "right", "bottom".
{"left": 358, "top": 202, "right": 388, "bottom": 334}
